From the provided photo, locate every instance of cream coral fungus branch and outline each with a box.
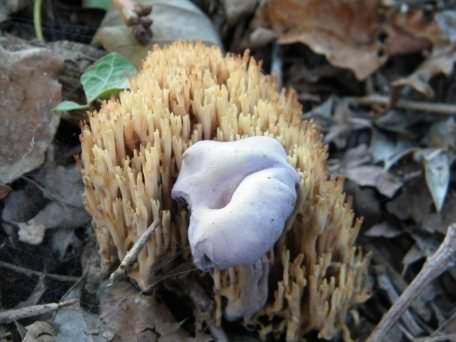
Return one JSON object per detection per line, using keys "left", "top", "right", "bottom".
{"left": 110, "top": 219, "right": 160, "bottom": 282}
{"left": 367, "top": 223, "right": 456, "bottom": 342}
{"left": 80, "top": 41, "right": 369, "bottom": 340}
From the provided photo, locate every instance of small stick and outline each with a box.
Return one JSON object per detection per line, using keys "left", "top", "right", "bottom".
{"left": 0, "top": 260, "right": 80, "bottom": 283}
{"left": 349, "top": 94, "right": 456, "bottom": 115}
{"left": 367, "top": 223, "right": 456, "bottom": 342}
{"left": 0, "top": 299, "right": 77, "bottom": 324}
{"left": 110, "top": 220, "right": 160, "bottom": 282}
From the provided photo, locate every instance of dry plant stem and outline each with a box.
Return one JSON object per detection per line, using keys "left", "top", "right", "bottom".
{"left": 350, "top": 94, "right": 456, "bottom": 115}
{"left": 112, "top": 0, "right": 152, "bottom": 44}
{"left": 367, "top": 223, "right": 456, "bottom": 342}
{"left": 110, "top": 220, "right": 160, "bottom": 282}
{"left": 0, "top": 260, "right": 80, "bottom": 283}
{"left": 0, "top": 299, "right": 77, "bottom": 324}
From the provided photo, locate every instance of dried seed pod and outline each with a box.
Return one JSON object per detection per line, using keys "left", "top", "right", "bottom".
{"left": 80, "top": 41, "right": 369, "bottom": 340}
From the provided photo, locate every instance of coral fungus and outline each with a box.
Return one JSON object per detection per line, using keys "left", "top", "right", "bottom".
{"left": 80, "top": 41, "right": 369, "bottom": 340}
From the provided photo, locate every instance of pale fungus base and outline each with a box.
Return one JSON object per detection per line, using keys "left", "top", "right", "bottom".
{"left": 80, "top": 41, "right": 370, "bottom": 340}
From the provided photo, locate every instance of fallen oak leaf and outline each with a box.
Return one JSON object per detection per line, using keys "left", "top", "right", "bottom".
{"left": 255, "top": 0, "right": 442, "bottom": 80}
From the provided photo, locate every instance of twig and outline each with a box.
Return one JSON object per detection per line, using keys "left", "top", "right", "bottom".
{"left": 349, "top": 94, "right": 456, "bottom": 115}
{"left": 22, "top": 176, "right": 79, "bottom": 209}
{"left": 33, "top": 0, "right": 45, "bottom": 43}
{"left": 110, "top": 219, "right": 160, "bottom": 282}
{"left": 0, "top": 260, "right": 80, "bottom": 283}
{"left": 367, "top": 223, "right": 456, "bottom": 342}
{"left": 0, "top": 299, "right": 77, "bottom": 324}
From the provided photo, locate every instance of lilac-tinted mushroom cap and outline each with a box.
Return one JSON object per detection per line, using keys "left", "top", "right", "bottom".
{"left": 171, "top": 136, "right": 299, "bottom": 271}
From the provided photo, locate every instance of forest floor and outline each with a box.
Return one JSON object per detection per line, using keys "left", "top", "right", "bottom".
{"left": 1, "top": 1, "right": 456, "bottom": 341}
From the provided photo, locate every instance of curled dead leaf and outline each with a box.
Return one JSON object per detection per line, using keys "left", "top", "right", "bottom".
{"left": 255, "top": 0, "right": 442, "bottom": 79}
{"left": 393, "top": 45, "right": 456, "bottom": 98}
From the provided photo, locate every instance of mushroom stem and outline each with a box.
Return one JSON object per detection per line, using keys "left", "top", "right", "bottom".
{"left": 367, "top": 223, "right": 456, "bottom": 342}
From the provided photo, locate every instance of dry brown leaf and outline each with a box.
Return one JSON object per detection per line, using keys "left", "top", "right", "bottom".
{"left": 255, "top": 0, "right": 441, "bottom": 79}
{"left": 393, "top": 45, "right": 456, "bottom": 98}
{"left": 344, "top": 165, "right": 403, "bottom": 198}
{"left": 386, "top": 178, "right": 433, "bottom": 222}
{"left": 386, "top": 177, "right": 456, "bottom": 234}
{"left": 94, "top": 0, "right": 221, "bottom": 67}
{"left": 0, "top": 47, "right": 63, "bottom": 184}
{"left": 99, "top": 280, "right": 194, "bottom": 341}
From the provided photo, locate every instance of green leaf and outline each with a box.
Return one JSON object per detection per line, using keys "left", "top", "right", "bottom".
{"left": 81, "top": 52, "right": 137, "bottom": 104}
{"left": 82, "top": 0, "right": 112, "bottom": 10}
{"left": 53, "top": 101, "right": 89, "bottom": 112}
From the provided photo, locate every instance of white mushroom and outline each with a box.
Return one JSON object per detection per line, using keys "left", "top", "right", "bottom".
{"left": 171, "top": 136, "right": 299, "bottom": 271}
